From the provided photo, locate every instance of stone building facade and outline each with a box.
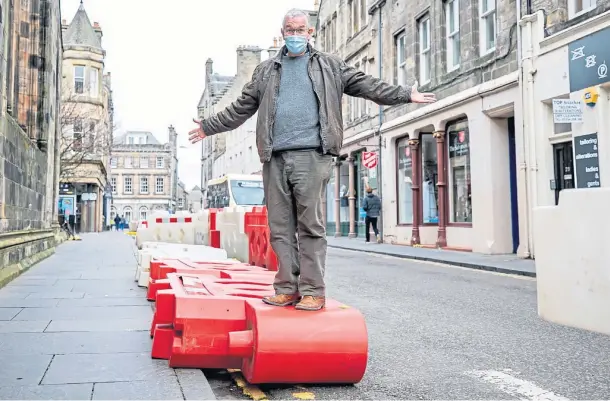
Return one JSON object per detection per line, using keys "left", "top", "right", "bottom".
{"left": 517, "top": 1, "right": 610, "bottom": 257}
{"left": 317, "top": 0, "right": 524, "bottom": 255}
{"left": 110, "top": 130, "right": 178, "bottom": 223}
{"left": 59, "top": 3, "right": 113, "bottom": 233}
{"left": 0, "top": 0, "right": 63, "bottom": 283}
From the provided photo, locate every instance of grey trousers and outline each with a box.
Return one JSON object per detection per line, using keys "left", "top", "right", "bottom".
{"left": 262, "top": 149, "right": 332, "bottom": 297}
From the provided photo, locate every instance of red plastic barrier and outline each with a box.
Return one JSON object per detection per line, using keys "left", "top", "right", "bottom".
{"left": 208, "top": 209, "right": 222, "bottom": 248}
{"left": 146, "top": 259, "right": 275, "bottom": 302}
{"left": 150, "top": 273, "right": 368, "bottom": 384}
{"left": 244, "top": 207, "right": 278, "bottom": 271}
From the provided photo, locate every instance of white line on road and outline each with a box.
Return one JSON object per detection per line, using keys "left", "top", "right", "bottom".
{"left": 466, "top": 370, "right": 570, "bottom": 401}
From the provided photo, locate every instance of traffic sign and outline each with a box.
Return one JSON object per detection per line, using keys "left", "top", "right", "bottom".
{"left": 362, "top": 152, "right": 378, "bottom": 169}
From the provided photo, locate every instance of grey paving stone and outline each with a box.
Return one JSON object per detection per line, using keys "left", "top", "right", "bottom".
{"left": 0, "top": 320, "right": 50, "bottom": 333}
{"left": 80, "top": 269, "right": 137, "bottom": 280}
{"left": 42, "top": 353, "right": 175, "bottom": 385}
{"left": 176, "top": 369, "right": 217, "bottom": 400}
{"left": 0, "top": 331, "right": 152, "bottom": 355}
{"left": 0, "top": 384, "right": 93, "bottom": 400}
{"left": 7, "top": 278, "right": 57, "bottom": 286}
{"left": 92, "top": 379, "right": 184, "bottom": 400}
{"left": 13, "top": 305, "right": 152, "bottom": 321}
{"left": 0, "top": 298, "right": 59, "bottom": 308}
{"left": 0, "top": 289, "right": 29, "bottom": 299}
{"left": 0, "top": 308, "right": 22, "bottom": 320}
{"left": 9, "top": 283, "right": 74, "bottom": 292}
{"left": 83, "top": 289, "right": 146, "bottom": 298}
{"left": 0, "top": 354, "right": 53, "bottom": 385}
{"left": 56, "top": 296, "right": 152, "bottom": 307}
{"left": 45, "top": 317, "right": 151, "bottom": 332}
{"left": 25, "top": 292, "right": 85, "bottom": 299}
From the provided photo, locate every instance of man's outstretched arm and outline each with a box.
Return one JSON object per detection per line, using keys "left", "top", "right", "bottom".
{"left": 340, "top": 61, "right": 436, "bottom": 105}
{"left": 196, "top": 64, "right": 263, "bottom": 137}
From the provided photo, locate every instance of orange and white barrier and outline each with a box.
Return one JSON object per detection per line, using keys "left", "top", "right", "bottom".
{"left": 216, "top": 206, "right": 252, "bottom": 263}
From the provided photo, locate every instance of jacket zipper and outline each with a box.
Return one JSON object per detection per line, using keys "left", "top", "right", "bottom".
{"left": 307, "top": 55, "right": 327, "bottom": 153}
{"left": 267, "top": 64, "right": 281, "bottom": 160}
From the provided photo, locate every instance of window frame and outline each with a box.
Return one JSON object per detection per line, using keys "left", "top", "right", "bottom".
{"left": 140, "top": 176, "right": 149, "bottom": 194}
{"left": 89, "top": 67, "right": 99, "bottom": 97}
{"left": 445, "top": 0, "right": 461, "bottom": 71}
{"left": 479, "top": 0, "right": 497, "bottom": 55}
{"left": 110, "top": 176, "right": 117, "bottom": 194}
{"left": 418, "top": 16, "right": 431, "bottom": 85}
{"left": 568, "top": 0, "right": 596, "bottom": 18}
{"left": 395, "top": 31, "right": 407, "bottom": 86}
{"left": 124, "top": 176, "right": 133, "bottom": 194}
{"left": 155, "top": 177, "right": 164, "bottom": 194}
{"left": 140, "top": 157, "right": 149, "bottom": 169}
{"left": 446, "top": 118, "right": 472, "bottom": 225}
{"left": 156, "top": 157, "right": 164, "bottom": 169}
{"left": 396, "top": 136, "right": 415, "bottom": 225}
{"left": 74, "top": 65, "right": 85, "bottom": 94}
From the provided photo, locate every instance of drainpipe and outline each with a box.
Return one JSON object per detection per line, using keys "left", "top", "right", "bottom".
{"left": 375, "top": 1, "right": 385, "bottom": 241}
{"left": 525, "top": 18, "right": 539, "bottom": 258}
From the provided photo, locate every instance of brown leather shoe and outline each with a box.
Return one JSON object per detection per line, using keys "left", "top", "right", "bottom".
{"left": 295, "top": 296, "right": 326, "bottom": 311}
{"left": 262, "top": 293, "right": 300, "bottom": 307}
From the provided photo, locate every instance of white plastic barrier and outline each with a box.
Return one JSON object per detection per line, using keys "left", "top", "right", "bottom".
{"left": 216, "top": 206, "right": 252, "bottom": 263}
{"left": 135, "top": 212, "right": 196, "bottom": 249}
{"left": 135, "top": 242, "right": 231, "bottom": 287}
{"left": 534, "top": 187, "right": 610, "bottom": 336}
{"left": 193, "top": 210, "right": 210, "bottom": 246}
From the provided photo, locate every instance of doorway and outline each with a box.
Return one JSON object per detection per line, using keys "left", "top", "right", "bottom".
{"left": 507, "top": 117, "right": 520, "bottom": 254}
{"left": 552, "top": 141, "right": 575, "bottom": 205}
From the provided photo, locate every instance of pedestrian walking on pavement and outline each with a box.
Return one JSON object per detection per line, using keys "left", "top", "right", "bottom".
{"left": 114, "top": 215, "right": 121, "bottom": 231}
{"left": 362, "top": 187, "right": 382, "bottom": 244}
{"left": 189, "top": 9, "right": 437, "bottom": 311}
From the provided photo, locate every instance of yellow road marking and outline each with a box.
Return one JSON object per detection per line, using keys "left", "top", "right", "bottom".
{"left": 227, "top": 369, "right": 268, "bottom": 401}
{"left": 292, "top": 391, "right": 315, "bottom": 399}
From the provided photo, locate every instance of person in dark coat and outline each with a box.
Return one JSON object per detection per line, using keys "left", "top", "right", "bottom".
{"left": 362, "top": 187, "right": 382, "bottom": 243}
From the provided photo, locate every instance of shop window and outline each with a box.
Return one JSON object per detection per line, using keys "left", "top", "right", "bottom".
{"left": 447, "top": 119, "right": 472, "bottom": 222}
{"left": 396, "top": 137, "right": 414, "bottom": 224}
{"left": 421, "top": 134, "right": 439, "bottom": 223}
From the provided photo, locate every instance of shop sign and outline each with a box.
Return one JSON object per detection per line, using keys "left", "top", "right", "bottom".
{"left": 573, "top": 132, "right": 601, "bottom": 189}
{"left": 398, "top": 145, "right": 412, "bottom": 170}
{"left": 552, "top": 99, "right": 583, "bottom": 123}
{"left": 448, "top": 129, "right": 470, "bottom": 158}
{"left": 568, "top": 26, "right": 610, "bottom": 92}
{"left": 362, "top": 151, "right": 378, "bottom": 169}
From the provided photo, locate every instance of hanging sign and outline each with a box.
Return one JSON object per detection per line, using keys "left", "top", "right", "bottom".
{"left": 362, "top": 151, "right": 378, "bottom": 169}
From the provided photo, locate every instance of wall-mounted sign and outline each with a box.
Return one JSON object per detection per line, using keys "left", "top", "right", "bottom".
{"left": 573, "top": 132, "right": 601, "bottom": 189}
{"left": 362, "top": 151, "right": 378, "bottom": 169}
{"left": 552, "top": 99, "right": 583, "bottom": 123}
{"left": 568, "top": 26, "right": 610, "bottom": 92}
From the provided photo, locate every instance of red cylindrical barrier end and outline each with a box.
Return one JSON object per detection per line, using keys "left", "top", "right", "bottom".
{"left": 210, "top": 230, "right": 221, "bottom": 248}
{"left": 151, "top": 324, "right": 174, "bottom": 360}
{"left": 228, "top": 330, "right": 254, "bottom": 358}
{"left": 241, "top": 299, "right": 368, "bottom": 384}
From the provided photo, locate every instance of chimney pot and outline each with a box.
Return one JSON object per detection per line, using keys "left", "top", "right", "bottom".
{"left": 273, "top": 37, "right": 278, "bottom": 47}
{"left": 93, "top": 22, "right": 100, "bottom": 28}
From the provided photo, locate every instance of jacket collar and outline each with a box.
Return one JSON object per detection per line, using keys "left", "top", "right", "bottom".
{"left": 273, "top": 43, "right": 318, "bottom": 65}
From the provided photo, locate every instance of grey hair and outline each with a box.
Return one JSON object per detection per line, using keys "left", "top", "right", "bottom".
{"left": 283, "top": 8, "right": 310, "bottom": 28}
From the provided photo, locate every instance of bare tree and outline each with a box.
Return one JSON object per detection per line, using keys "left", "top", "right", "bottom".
{"left": 59, "top": 83, "right": 115, "bottom": 180}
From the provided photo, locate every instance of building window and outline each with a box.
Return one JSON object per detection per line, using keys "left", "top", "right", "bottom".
{"left": 156, "top": 177, "right": 164, "bottom": 194}
{"left": 360, "top": 0, "right": 368, "bottom": 27}
{"left": 178, "top": 198, "right": 185, "bottom": 208}
{"left": 480, "top": 0, "right": 496, "bottom": 53}
{"left": 74, "top": 66, "right": 85, "bottom": 94}
{"left": 421, "top": 134, "right": 438, "bottom": 224}
{"left": 89, "top": 67, "right": 99, "bottom": 97}
{"left": 140, "top": 177, "right": 149, "bottom": 194}
{"left": 125, "top": 157, "right": 132, "bottom": 168}
{"left": 128, "top": 136, "right": 134, "bottom": 145}
{"left": 397, "top": 138, "right": 414, "bottom": 224}
{"left": 361, "top": 58, "right": 369, "bottom": 116}
{"left": 569, "top": 0, "right": 596, "bottom": 18}
{"left": 123, "top": 207, "right": 132, "bottom": 222}
{"left": 140, "top": 157, "right": 149, "bottom": 168}
{"left": 73, "top": 120, "right": 83, "bottom": 150}
{"left": 321, "top": 27, "right": 327, "bottom": 52}
{"left": 331, "top": 15, "right": 337, "bottom": 50}
{"left": 395, "top": 31, "right": 407, "bottom": 86}
{"left": 156, "top": 157, "right": 164, "bottom": 168}
{"left": 351, "top": 0, "right": 360, "bottom": 35}
{"left": 418, "top": 16, "right": 431, "bottom": 85}
{"left": 124, "top": 177, "right": 133, "bottom": 194}
{"left": 447, "top": 119, "right": 472, "bottom": 223}
{"left": 446, "top": 0, "right": 460, "bottom": 71}
{"left": 110, "top": 157, "right": 117, "bottom": 168}
{"left": 111, "top": 177, "right": 117, "bottom": 193}
{"left": 139, "top": 207, "right": 148, "bottom": 221}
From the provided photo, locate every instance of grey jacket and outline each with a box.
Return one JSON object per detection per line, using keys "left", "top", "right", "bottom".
{"left": 362, "top": 193, "right": 381, "bottom": 218}
{"left": 201, "top": 44, "right": 413, "bottom": 163}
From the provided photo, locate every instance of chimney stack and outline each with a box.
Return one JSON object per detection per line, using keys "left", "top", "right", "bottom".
{"left": 93, "top": 22, "right": 103, "bottom": 45}
{"left": 205, "top": 58, "right": 213, "bottom": 88}
{"left": 236, "top": 46, "right": 262, "bottom": 80}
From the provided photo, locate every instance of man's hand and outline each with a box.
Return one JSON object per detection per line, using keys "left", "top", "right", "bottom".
{"left": 188, "top": 119, "right": 206, "bottom": 144}
{"left": 410, "top": 81, "right": 437, "bottom": 104}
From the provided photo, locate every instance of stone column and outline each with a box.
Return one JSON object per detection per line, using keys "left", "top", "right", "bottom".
{"left": 409, "top": 139, "right": 421, "bottom": 245}
{"left": 347, "top": 156, "right": 356, "bottom": 238}
{"left": 434, "top": 130, "right": 447, "bottom": 248}
{"left": 334, "top": 160, "right": 342, "bottom": 237}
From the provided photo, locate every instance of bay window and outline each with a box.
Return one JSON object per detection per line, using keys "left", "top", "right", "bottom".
{"left": 397, "top": 137, "right": 414, "bottom": 224}
{"left": 447, "top": 119, "right": 472, "bottom": 223}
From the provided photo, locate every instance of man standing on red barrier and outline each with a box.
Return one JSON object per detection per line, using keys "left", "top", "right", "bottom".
{"left": 189, "top": 9, "right": 436, "bottom": 311}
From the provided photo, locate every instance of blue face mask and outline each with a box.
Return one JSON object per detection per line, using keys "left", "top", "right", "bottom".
{"left": 284, "top": 35, "right": 308, "bottom": 55}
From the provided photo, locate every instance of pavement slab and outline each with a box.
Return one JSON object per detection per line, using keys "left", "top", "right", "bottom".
{"left": 0, "top": 307, "right": 23, "bottom": 320}
{"left": 0, "top": 320, "right": 50, "bottom": 333}
{"left": 44, "top": 317, "right": 151, "bottom": 332}
{"left": 0, "top": 354, "right": 54, "bottom": 385}
{"left": 13, "top": 305, "right": 153, "bottom": 321}
{"left": 0, "top": 384, "right": 93, "bottom": 400}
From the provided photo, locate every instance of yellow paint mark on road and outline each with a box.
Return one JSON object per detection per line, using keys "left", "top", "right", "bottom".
{"left": 227, "top": 369, "right": 268, "bottom": 401}
{"left": 292, "top": 391, "right": 315, "bottom": 399}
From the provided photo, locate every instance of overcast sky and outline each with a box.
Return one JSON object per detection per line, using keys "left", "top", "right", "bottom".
{"left": 60, "top": 0, "right": 317, "bottom": 189}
